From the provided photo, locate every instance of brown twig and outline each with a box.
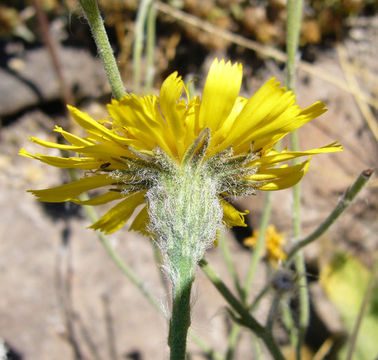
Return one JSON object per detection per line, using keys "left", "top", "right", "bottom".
{"left": 32, "top": 0, "right": 74, "bottom": 107}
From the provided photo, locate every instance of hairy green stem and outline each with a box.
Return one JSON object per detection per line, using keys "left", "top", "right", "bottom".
{"left": 169, "top": 265, "right": 194, "bottom": 360}
{"left": 79, "top": 0, "right": 126, "bottom": 100}
{"left": 286, "top": 169, "right": 373, "bottom": 263}
{"left": 67, "top": 168, "right": 222, "bottom": 358}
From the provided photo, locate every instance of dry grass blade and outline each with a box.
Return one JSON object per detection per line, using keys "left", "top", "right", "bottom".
{"left": 337, "top": 44, "right": 378, "bottom": 142}
{"left": 155, "top": 1, "right": 378, "bottom": 111}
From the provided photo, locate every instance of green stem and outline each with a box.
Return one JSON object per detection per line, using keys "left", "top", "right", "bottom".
{"left": 225, "top": 324, "right": 240, "bottom": 360}
{"left": 285, "top": 0, "right": 303, "bottom": 91}
{"left": 286, "top": 1, "right": 306, "bottom": 358}
{"left": 251, "top": 334, "right": 263, "bottom": 360}
{"left": 280, "top": 299, "right": 298, "bottom": 350}
{"left": 145, "top": 1, "right": 156, "bottom": 92}
{"left": 79, "top": 0, "right": 126, "bottom": 100}
{"left": 286, "top": 169, "right": 373, "bottom": 263}
{"left": 199, "top": 259, "right": 285, "bottom": 360}
{"left": 80, "top": 197, "right": 163, "bottom": 313}
{"left": 169, "top": 262, "right": 194, "bottom": 360}
{"left": 219, "top": 234, "right": 244, "bottom": 300}
{"left": 244, "top": 192, "right": 273, "bottom": 302}
{"left": 189, "top": 332, "right": 225, "bottom": 360}
{"left": 266, "top": 295, "right": 281, "bottom": 333}
{"left": 219, "top": 233, "right": 243, "bottom": 359}
{"left": 133, "top": 0, "right": 153, "bottom": 92}
{"left": 66, "top": 176, "right": 221, "bottom": 359}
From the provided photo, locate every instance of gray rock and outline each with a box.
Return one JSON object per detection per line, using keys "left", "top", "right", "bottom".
{"left": 0, "top": 46, "right": 109, "bottom": 117}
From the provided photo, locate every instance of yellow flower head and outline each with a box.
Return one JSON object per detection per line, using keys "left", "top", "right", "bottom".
{"left": 244, "top": 225, "right": 287, "bottom": 263}
{"left": 20, "top": 59, "right": 342, "bottom": 236}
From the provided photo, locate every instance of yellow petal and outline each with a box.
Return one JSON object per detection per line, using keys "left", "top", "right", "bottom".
{"left": 160, "top": 72, "right": 185, "bottom": 137}
{"left": 198, "top": 59, "right": 243, "bottom": 131}
{"left": 129, "top": 205, "right": 149, "bottom": 235}
{"left": 248, "top": 101, "right": 327, "bottom": 151}
{"left": 252, "top": 142, "right": 343, "bottom": 167}
{"left": 253, "top": 160, "right": 310, "bottom": 191}
{"left": 68, "top": 105, "right": 133, "bottom": 146}
{"left": 28, "top": 136, "right": 84, "bottom": 151}
{"left": 107, "top": 96, "right": 175, "bottom": 157}
{"left": 20, "top": 149, "right": 101, "bottom": 169}
{"left": 222, "top": 78, "right": 288, "bottom": 147}
{"left": 54, "top": 126, "right": 94, "bottom": 146}
{"left": 90, "top": 191, "right": 145, "bottom": 234}
{"left": 221, "top": 200, "right": 249, "bottom": 227}
{"left": 71, "top": 191, "right": 122, "bottom": 205}
{"left": 72, "top": 142, "right": 130, "bottom": 158}
{"left": 28, "top": 174, "right": 115, "bottom": 202}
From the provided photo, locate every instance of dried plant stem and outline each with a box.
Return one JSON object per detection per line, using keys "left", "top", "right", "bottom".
{"left": 286, "top": 169, "right": 373, "bottom": 263}
{"left": 79, "top": 0, "right": 126, "bottom": 99}
{"left": 32, "top": 0, "right": 74, "bottom": 106}
{"left": 337, "top": 44, "right": 378, "bottom": 142}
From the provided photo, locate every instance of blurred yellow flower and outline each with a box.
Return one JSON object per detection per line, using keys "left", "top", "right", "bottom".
{"left": 244, "top": 225, "right": 287, "bottom": 262}
{"left": 20, "top": 59, "right": 342, "bottom": 235}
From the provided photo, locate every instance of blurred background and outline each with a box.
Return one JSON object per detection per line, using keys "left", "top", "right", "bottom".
{"left": 0, "top": 0, "right": 377, "bottom": 359}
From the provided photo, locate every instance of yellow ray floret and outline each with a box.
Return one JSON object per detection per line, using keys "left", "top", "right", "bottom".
{"left": 21, "top": 58, "right": 342, "bottom": 235}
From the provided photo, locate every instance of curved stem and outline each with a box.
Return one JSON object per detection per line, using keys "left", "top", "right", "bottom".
{"left": 286, "top": 169, "right": 373, "bottom": 263}
{"left": 79, "top": 0, "right": 126, "bottom": 99}
{"left": 199, "top": 259, "right": 285, "bottom": 360}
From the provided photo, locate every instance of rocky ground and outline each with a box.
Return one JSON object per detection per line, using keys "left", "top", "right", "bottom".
{"left": 0, "top": 9, "right": 377, "bottom": 360}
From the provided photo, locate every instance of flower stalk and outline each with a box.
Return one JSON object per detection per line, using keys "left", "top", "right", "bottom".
{"left": 286, "top": 0, "right": 308, "bottom": 357}
{"left": 286, "top": 169, "right": 373, "bottom": 263}
{"left": 168, "top": 267, "right": 193, "bottom": 360}
{"left": 78, "top": 0, "right": 126, "bottom": 99}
